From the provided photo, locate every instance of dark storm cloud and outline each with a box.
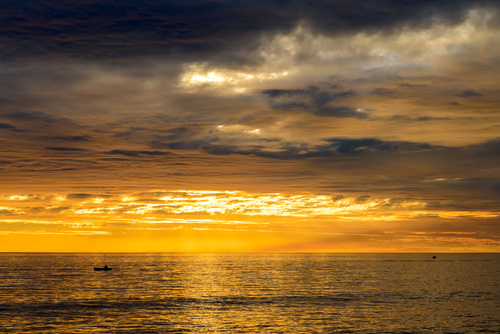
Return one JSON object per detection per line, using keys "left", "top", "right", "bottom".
{"left": 319, "top": 138, "right": 434, "bottom": 155}
{"left": 150, "top": 136, "right": 439, "bottom": 160}
{"left": 298, "top": 0, "right": 499, "bottom": 34}
{"left": 0, "top": 0, "right": 294, "bottom": 62}
{"left": 1, "top": 0, "right": 498, "bottom": 62}
{"left": 262, "top": 87, "right": 363, "bottom": 118}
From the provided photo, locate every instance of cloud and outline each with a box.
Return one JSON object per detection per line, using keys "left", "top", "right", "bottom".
{"left": 43, "top": 135, "right": 90, "bottom": 141}
{"left": 0, "top": 0, "right": 292, "bottom": 62}
{"left": 4, "top": 111, "right": 64, "bottom": 123}
{"left": 0, "top": 123, "right": 16, "bottom": 129}
{"left": 317, "top": 138, "right": 435, "bottom": 155}
{"left": 1, "top": 0, "right": 497, "bottom": 63}
{"left": 315, "top": 106, "right": 367, "bottom": 118}
{"left": 65, "top": 193, "right": 95, "bottom": 200}
{"left": 105, "top": 149, "right": 174, "bottom": 157}
{"left": 46, "top": 147, "right": 87, "bottom": 152}
{"left": 150, "top": 135, "right": 440, "bottom": 160}
{"left": 355, "top": 195, "right": 371, "bottom": 203}
{"left": 370, "top": 88, "right": 398, "bottom": 96}
{"left": 0, "top": 189, "right": 430, "bottom": 219}
{"left": 469, "top": 138, "right": 500, "bottom": 155}
{"left": 454, "top": 89, "right": 484, "bottom": 97}
{"left": 262, "top": 86, "right": 365, "bottom": 118}
{"left": 390, "top": 115, "right": 463, "bottom": 122}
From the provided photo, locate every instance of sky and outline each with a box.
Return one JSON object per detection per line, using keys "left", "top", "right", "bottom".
{"left": 1, "top": 0, "right": 499, "bottom": 252}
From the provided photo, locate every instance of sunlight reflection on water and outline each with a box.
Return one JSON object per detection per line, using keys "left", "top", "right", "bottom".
{"left": 0, "top": 253, "right": 499, "bottom": 333}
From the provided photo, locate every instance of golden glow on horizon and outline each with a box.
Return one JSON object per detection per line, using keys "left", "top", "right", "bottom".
{"left": 2, "top": 190, "right": 499, "bottom": 221}
{"left": 1, "top": 190, "right": 499, "bottom": 252}
{"left": 1, "top": 191, "right": 430, "bottom": 217}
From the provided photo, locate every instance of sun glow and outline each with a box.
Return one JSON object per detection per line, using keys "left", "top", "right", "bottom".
{"left": 179, "top": 63, "right": 289, "bottom": 90}
{"left": 3, "top": 190, "right": 499, "bottom": 222}
{"left": 1, "top": 190, "right": 498, "bottom": 252}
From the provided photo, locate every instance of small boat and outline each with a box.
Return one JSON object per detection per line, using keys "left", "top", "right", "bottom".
{"left": 432, "top": 256, "right": 437, "bottom": 259}
{"left": 94, "top": 265, "right": 112, "bottom": 271}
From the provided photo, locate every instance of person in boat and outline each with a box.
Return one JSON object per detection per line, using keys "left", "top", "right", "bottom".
{"left": 95, "top": 265, "right": 111, "bottom": 271}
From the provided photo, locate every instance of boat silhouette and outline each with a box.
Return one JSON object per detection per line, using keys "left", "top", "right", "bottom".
{"left": 94, "top": 265, "right": 112, "bottom": 271}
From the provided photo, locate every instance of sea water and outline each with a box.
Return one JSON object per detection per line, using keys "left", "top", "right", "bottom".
{"left": 0, "top": 253, "right": 498, "bottom": 333}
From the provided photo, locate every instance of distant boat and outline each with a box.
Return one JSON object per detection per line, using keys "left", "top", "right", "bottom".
{"left": 432, "top": 256, "right": 437, "bottom": 259}
{"left": 94, "top": 265, "right": 112, "bottom": 271}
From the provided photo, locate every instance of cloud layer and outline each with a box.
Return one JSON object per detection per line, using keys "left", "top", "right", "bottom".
{"left": 1, "top": 1, "right": 499, "bottom": 251}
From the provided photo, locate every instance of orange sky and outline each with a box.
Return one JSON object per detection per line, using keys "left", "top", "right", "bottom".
{"left": 1, "top": 1, "right": 499, "bottom": 252}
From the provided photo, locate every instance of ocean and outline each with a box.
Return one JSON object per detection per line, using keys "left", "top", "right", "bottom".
{"left": 0, "top": 253, "right": 498, "bottom": 333}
